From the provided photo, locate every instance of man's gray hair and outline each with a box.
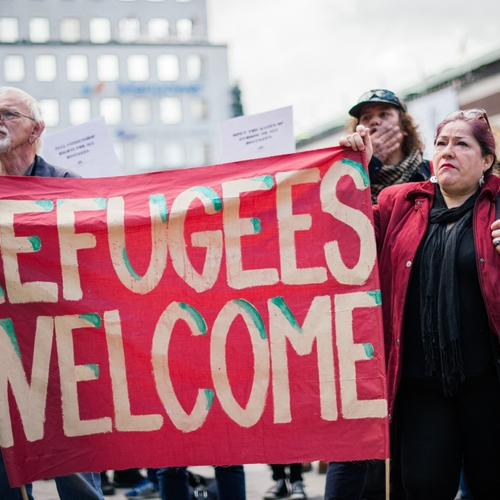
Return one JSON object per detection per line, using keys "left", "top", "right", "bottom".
{"left": 0, "top": 86, "right": 44, "bottom": 152}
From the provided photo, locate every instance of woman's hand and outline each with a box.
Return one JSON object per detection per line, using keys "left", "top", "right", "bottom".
{"left": 492, "top": 219, "right": 500, "bottom": 255}
{"left": 339, "top": 125, "right": 373, "bottom": 164}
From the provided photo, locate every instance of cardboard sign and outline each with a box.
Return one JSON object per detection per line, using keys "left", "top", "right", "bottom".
{"left": 41, "top": 117, "right": 123, "bottom": 177}
{"left": 0, "top": 147, "right": 388, "bottom": 487}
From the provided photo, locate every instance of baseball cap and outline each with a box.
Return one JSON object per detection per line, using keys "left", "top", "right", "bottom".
{"left": 349, "top": 89, "right": 407, "bottom": 118}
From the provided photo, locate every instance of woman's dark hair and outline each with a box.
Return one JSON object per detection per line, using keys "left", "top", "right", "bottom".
{"left": 434, "top": 114, "right": 499, "bottom": 177}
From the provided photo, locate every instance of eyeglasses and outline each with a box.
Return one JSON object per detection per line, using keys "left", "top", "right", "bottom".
{"left": 0, "top": 108, "right": 36, "bottom": 122}
{"left": 444, "top": 108, "right": 491, "bottom": 129}
{"left": 357, "top": 89, "right": 397, "bottom": 103}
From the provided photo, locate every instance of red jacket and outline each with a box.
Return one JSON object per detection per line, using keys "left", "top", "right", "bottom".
{"left": 373, "top": 175, "right": 500, "bottom": 417}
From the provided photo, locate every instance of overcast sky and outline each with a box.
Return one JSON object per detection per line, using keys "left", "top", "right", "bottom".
{"left": 206, "top": 0, "right": 500, "bottom": 136}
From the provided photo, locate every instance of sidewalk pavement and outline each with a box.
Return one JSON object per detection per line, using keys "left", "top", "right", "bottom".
{"left": 32, "top": 463, "right": 328, "bottom": 500}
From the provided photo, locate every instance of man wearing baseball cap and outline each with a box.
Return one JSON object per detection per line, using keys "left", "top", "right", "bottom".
{"left": 348, "top": 88, "right": 431, "bottom": 204}
{"left": 324, "top": 90, "right": 431, "bottom": 500}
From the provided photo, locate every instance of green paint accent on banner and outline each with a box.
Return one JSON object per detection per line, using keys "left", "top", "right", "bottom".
{"left": 27, "top": 236, "right": 41, "bottom": 252}
{"left": 367, "top": 290, "right": 382, "bottom": 305}
{"left": 363, "top": 343, "right": 374, "bottom": 359}
{"left": 0, "top": 318, "right": 21, "bottom": 359}
{"left": 233, "top": 299, "right": 267, "bottom": 339}
{"left": 204, "top": 389, "right": 214, "bottom": 410}
{"left": 122, "top": 248, "right": 142, "bottom": 281}
{"left": 250, "top": 218, "right": 261, "bottom": 234}
{"left": 0, "top": 286, "right": 4, "bottom": 297}
{"left": 149, "top": 194, "right": 169, "bottom": 222}
{"left": 35, "top": 200, "right": 54, "bottom": 212}
{"left": 341, "top": 158, "right": 370, "bottom": 187}
{"left": 85, "top": 364, "right": 100, "bottom": 377}
{"left": 79, "top": 313, "right": 102, "bottom": 328}
{"left": 179, "top": 303, "right": 207, "bottom": 334}
{"left": 190, "top": 187, "right": 222, "bottom": 212}
{"left": 270, "top": 296, "right": 302, "bottom": 333}
{"left": 94, "top": 198, "right": 107, "bottom": 210}
{"left": 250, "top": 175, "right": 274, "bottom": 189}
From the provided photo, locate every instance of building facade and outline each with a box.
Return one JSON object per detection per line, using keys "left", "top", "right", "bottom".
{"left": 0, "top": 0, "right": 236, "bottom": 174}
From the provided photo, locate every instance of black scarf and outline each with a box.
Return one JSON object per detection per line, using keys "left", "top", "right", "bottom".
{"left": 419, "top": 186, "right": 480, "bottom": 395}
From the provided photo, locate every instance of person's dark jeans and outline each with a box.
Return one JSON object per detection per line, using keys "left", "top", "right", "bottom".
{"left": 147, "top": 468, "right": 159, "bottom": 486}
{"left": 270, "top": 464, "right": 303, "bottom": 484}
{"left": 398, "top": 375, "right": 500, "bottom": 499}
{"left": 157, "top": 465, "right": 245, "bottom": 500}
{"left": 0, "top": 453, "right": 33, "bottom": 500}
{"left": 1, "top": 453, "right": 103, "bottom": 500}
{"left": 459, "top": 467, "right": 473, "bottom": 500}
{"left": 324, "top": 461, "right": 367, "bottom": 500}
{"left": 157, "top": 468, "right": 189, "bottom": 499}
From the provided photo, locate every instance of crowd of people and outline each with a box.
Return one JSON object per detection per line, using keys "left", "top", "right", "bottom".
{"left": 1, "top": 83, "right": 500, "bottom": 500}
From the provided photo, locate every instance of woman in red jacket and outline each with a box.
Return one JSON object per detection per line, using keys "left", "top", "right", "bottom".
{"left": 341, "top": 109, "right": 500, "bottom": 499}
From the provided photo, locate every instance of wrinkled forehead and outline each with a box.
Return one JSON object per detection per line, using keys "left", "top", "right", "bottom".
{"left": 0, "top": 90, "right": 29, "bottom": 113}
{"left": 359, "top": 102, "right": 399, "bottom": 118}
{"left": 437, "top": 120, "right": 474, "bottom": 138}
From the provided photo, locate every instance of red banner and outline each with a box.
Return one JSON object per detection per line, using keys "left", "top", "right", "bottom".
{"left": 0, "top": 147, "right": 388, "bottom": 487}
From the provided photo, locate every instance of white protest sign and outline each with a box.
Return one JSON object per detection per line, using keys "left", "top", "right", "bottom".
{"left": 219, "top": 106, "right": 295, "bottom": 162}
{"left": 41, "top": 117, "right": 123, "bottom": 177}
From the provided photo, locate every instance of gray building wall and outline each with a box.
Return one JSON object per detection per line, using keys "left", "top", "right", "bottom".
{"left": 0, "top": 0, "right": 233, "bottom": 174}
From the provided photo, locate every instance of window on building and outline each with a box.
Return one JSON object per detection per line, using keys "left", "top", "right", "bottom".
{"left": 4, "top": 55, "right": 24, "bottom": 82}
{"left": 30, "top": 18, "right": 50, "bottom": 43}
{"left": 67, "top": 55, "right": 88, "bottom": 82}
{"left": 131, "top": 98, "right": 151, "bottom": 124}
{"left": 39, "top": 99, "right": 59, "bottom": 127}
{"left": 160, "top": 97, "right": 182, "bottom": 124}
{"left": 90, "top": 18, "right": 111, "bottom": 44}
{"left": 60, "top": 18, "right": 80, "bottom": 43}
{"left": 164, "top": 141, "right": 185, "bottom": 168}
{"left": 97, "top": 54, "right": 119, "bottom": 81}
{"left": 148, "top": 18, "right": 168, "bottom": 41}
{"left": 157, "top": 54, "right": 179, "bottom": 81}
{"left": 119, "top": 18, "right": 140, "bottom": 42}
{"left": 100, "top": 98, "right": 122, "bottom": 125}
{"left": 128, "top": 55, "right": 149, "bottom": 81}
{"left": 176, "top": 18, "right": 192, "bottom": 41}
{"left": 35, "top": 55, "right": 57, "bottom": 82}
{"left": 176, "top": 0, "right": 192, "bottom": 3}
{"left": 186, "top": 55, "right": 202, "bottom": 81}
{"left": 190, "top": 97, "right": 207, "bottom": 120}
{"left": 69, "top": 98, "right": 91, "bottom": 125}
{"left": 133, "top": 141, "right": 155, "bottom": 170}
{"left": 0, "top": 18, "right": 19, "bottom": 43}
{"left": 189, "top": 141, "right": 208, "bottom": 166}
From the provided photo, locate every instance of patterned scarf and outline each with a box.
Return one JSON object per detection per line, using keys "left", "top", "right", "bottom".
{"left": 371, "top": 149, "right": 423, "bottom": 204}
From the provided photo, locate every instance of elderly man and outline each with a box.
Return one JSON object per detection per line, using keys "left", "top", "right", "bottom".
{"left": 0, "top": 86, "right": 104, "bottom": 500}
